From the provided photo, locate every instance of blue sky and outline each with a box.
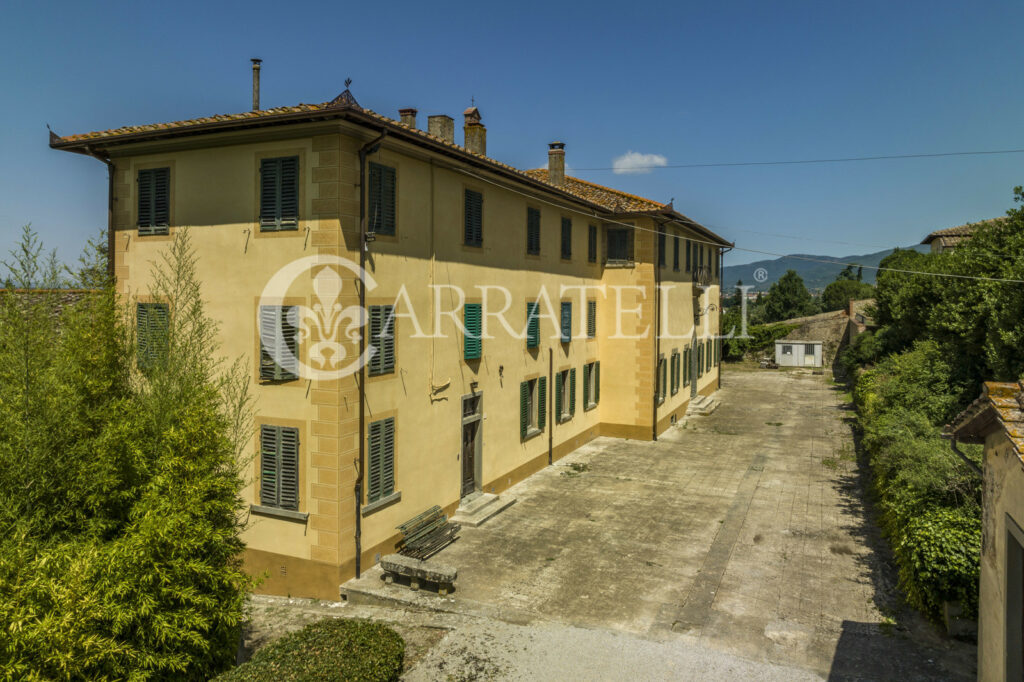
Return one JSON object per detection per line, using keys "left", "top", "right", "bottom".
{"left": 2, "top": 0, "right": 1022, "bottom": 266}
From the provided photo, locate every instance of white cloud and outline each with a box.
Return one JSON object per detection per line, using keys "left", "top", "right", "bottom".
{"left": 612, "top": 151, "right": 668, "bottom": 175}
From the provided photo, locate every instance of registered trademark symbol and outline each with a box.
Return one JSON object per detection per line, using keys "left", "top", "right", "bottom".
{"left": 754, "top": 267, "right": 769, "bottom": 283}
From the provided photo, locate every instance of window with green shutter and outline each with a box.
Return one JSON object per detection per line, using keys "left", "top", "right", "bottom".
{"left": 137, "top": 302, "right": 168, "bottom": 369}
{"left": 526, "top": 207, "right": 541, "bottom": 255}
{"left": 526, "top": 302, "right": 540, "bottom": 348}
{"left": 588, "top": 224, "right": 597, "bottom": 263}
{"left": 672, "top": 235, "right": 680, "bottom": 271}
{"left": 259, "top": 305, "right": 299, "bottom": 381}
{"left": 259, "top": 156, "right": 299, "bottom": 231}
{"left": 560, "top": 217, "right": 572, "bottom": 259}
{"left": 464, "top": 303, "right": 482, "bottom": 360}
{"left": 658, "top": 231, "right": 666, "bottom": 268}
{"left": 368, "top": 162, "right": 396, "bottom": 235}
{"left": 560, "top": 301, "right": 572, "bottom": 343}
{"left": 368, "top": 305, "right": 395, "bottom": 375}
{"left": 671, "top": 350, "right": 680, "bottom": 395}
{"left": 260, "top": 424, "right": 299, "bottom": 510}
{"left": 367, "top": 417, "right": 395, "bottom": 503}
{"left": 137, "top": 168, "right": 170, "bottom": 235}
{"left": 684, "top": 348, "right": 690, "bottom": 386}
{"left": 587, "top": 300, "right": 596, "bottom": 338}
{"left": 685, "top": 239, "right": 692, "bottom": 272}
{"left": 657, "top": 355, "right": 666, "bottom": 403}
{"left": 464, "top": 189, "right": 483, "bottom": 246}
{"left": 584, "top": 362, "right": 599, "bottom": 410}
{"left": 520, "top": 376, "right": 546, "bottom": 439}
{"left": 569, "top": 367, "right": 576, "bottom": 417}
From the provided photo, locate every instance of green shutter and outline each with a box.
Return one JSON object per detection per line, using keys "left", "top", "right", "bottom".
{"left": 686, "top": 240, "right": 692, "bottom": 271}
{"left": 520, "top": 381, "right": 529, "bottom": 439}
{"left": 137, "top": 302, "right": 168, "bottom": 369}
{"left": 658, "top": 231, "right": 666, "bottom": 267}
{"left": 560, "top": 301, "right": 571, "bottom": 343}
{"left": 587, "top": 300, "right": 596, "bottom": 338}
{"left": 259, "top": 306, "right": 298, "bottom": 381}
{"left": 464, "top": 303, "right": 482, "bottom": 360}
{"left": 260, "top": 157, "right": 299, "bottom": 230}
{"left": 464, "top": 189, "right": 483, "bottom": 246}
{"left": 583, "top": 363, "right": 591, "bottom": 408}
{"left": 538, "top": 376, "right": 547, "bottom": 430}
{"left": 595, "top": 362, "right": 600, "bottom": 403}
{"left": 260, "top": 425, "right": 280, "bottom": 506}
{"left": 368, "top": 305, "right": 395, "bottom": 375}
{"left": 526, "top": 302, "right": 540, "bottom": 348}
{"left": 137, "top": 168, "right": 170, "bottom": 235}
{"left": 561, "top": 217, "right": 572, "bottom": 259}
{"left": 588, "top": 224, "right": 597, "bottom": 263}
{"left": 555, "top": 371, "right": 563, "bottom": 420}
{"left": 368, "top": 162, "right": 396, "bottom": 235}
{"left": 569, "top": 367, "right": 576, "bottom": 416}
{"left": 381, "top": 417, "right": 395, "bottom": 499}
{"left": 527, "top": 207, "right": 541, "bottom": 254}
{"left": 367, "top": 420, "right": 380, "bottom": 502}
{"left": 279, "top": 426, "right": 299, "bottom": 510}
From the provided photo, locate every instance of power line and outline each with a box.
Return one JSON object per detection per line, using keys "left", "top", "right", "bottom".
{"left": 577, "top": 147, "right": 1024, "bottom": 171}
{"left": 452, "top": 167, "right": 1024, "bottom": 285}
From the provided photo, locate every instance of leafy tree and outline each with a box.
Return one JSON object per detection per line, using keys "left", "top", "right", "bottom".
{"left": 820, "top": 278, "right": 874, "bottom": 312}
{"left": 0, "top": 227, "right": 254, "bottom": 680}
{"left": 761, "top": 269, "right": 817, "bottom": 322}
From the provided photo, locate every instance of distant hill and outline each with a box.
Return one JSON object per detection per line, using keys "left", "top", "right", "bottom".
{"left": 723, "top": 245, "right": 930, "bottom": 292}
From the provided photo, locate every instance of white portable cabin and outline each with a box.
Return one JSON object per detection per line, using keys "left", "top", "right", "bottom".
{"left": 775, "top": 340, "right": 823, "bottom": 368}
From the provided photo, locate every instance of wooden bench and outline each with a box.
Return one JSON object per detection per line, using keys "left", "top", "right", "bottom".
{"left": 380, "top": 553, "right": 457, "bottom": 595}
{"left": 395, "top": 505, "right": 460, "bottom": 560}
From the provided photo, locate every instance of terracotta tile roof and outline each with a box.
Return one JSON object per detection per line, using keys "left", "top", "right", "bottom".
{"left": 921, "top": 218, "right": 1006, "bottom": 247}
{"left": 522, "top": 169, "right": 666, "bottom": 213}
{"left": 51, "top": 92, "right": 731, "bottom": 246}
{"left": 947, "top": 381, "right": 1024, "bottom": 462}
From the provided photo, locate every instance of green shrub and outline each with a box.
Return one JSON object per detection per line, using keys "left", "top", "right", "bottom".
{"left": 893, "top": 507, "right": 981, "bottom": 620}
{"left": 218, "top": 619, "right": 405, "bottom": 682}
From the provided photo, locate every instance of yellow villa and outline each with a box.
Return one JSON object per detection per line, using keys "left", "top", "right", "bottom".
{"left": 51, "top": 78, "right": 732, "bottom": 599}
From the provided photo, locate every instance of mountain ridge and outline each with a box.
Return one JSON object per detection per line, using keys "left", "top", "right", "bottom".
{"left": 723, "top": 245, "right": 929, "bottom": 291}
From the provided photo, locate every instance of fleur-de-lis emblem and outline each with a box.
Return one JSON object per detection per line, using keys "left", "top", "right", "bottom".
{"left": 293, "top": 268, "right": 367, "bottom": 370}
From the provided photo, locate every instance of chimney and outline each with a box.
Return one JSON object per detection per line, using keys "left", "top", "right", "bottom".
{"left": 463, "top": 107, "right": 486, "bottom": 156}
{"left": 251, "top": 58, "right": 262, "bottom": 111}
{"left": 399, "top": 107, "right": 418, "bottom": 129}
{"left": 428, "top": 115, "right": 455, "bottom": 144}
{"left": 548, "top": 142, "right": 565, "bottom": 187}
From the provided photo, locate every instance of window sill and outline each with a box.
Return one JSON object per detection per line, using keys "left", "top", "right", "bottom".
{"left": 584, "top": 402, "right": 597, "bottom": 412}
{"left": 558, "top": 414, "right": 572, "bottom": 424}
{"left": 250, "top": 505, "right": 309, "bottom": 523}
{"left": 259, "top": 225, "right": 299, "bottom": 233}
{"left": 362, "top": 491, "right": 401, "bottom": 516}
{"left": 523, "top": 427, "right": 543, "bottom": 441}
{"left": 604, "top": 260, "right": 635, "bottom": 269}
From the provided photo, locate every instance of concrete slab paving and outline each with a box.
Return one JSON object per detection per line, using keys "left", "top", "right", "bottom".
{"left": 342, "top": 369, "right": 976, "bottom": 680}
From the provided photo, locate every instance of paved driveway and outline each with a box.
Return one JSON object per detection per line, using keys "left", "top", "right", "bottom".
{"left": 348, "top": 369, "right": 975, "bottom": 680}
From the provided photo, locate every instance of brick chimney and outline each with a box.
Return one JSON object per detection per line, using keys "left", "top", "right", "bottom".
{"left": 428, "top": 115, "right": 454, "bottom": 144}
{"left": 463, "top": 107, "right": 486, "bottom": 156}
{"left": 399, "top": 107, "right": 418, "bottom": 129}
{"left": 548, "top": 142, "right": 565, "bottom": 187}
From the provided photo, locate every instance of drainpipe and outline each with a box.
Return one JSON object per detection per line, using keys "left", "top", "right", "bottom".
{"left": 83, "top": 146, "right": 115, "bottom": 280}
{"left": 548, "top": 348, "right": 554, "bottom": 465}
{"left": 948, "top": 436, "right": 983, "bottom": 478}
{"left": 354, "top": 130, "right": 387, "bottom": 579}
{"left": 652, "top": 221, "right": 663, "bottom": 441}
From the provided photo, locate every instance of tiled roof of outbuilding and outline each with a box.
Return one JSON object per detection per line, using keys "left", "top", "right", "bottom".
{"left": 921, "top": 218, "right": 1005, "bottom": 248}
{"left": 946, "top": 381, "right": 1024, "bottom": 462}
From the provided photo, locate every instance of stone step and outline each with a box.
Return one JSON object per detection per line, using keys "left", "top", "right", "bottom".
{"left": 450, "top": 492, "right": 516, "bottom": 528}
{"left": 686, "top": 394, "right": 721, "bottom": 417}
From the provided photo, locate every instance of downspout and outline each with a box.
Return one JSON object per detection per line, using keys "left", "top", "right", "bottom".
{"left": 354, "top": 130, "right": 387, "bottom": 579}
{"left": 652, "top": 221, "right": 663, "bottom": 441}
{"left": 83, "top": 146, "right": 115, "bottom": 280}
{"left": 548, "top": 348, "right": 554, "bottom": 465}
{"left": 948, "top": 436, "right": 983, "bottom": 478}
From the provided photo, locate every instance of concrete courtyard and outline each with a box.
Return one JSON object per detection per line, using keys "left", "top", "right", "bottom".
{"left": 339, "top": 369, "right": 975, "bottom": 679}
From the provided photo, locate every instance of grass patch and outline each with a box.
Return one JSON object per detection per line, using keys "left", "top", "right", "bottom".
{"left": 765, "top": 421, "right": 783, "bottom": 427}
{"left": 821, "top": 457, "right": 839, "bottom": 470}
{"left": 217, "top": 619, "right": 404, "bottom": 682}
{"left": 561, "top": 462, "right": 589, "bottom": 477}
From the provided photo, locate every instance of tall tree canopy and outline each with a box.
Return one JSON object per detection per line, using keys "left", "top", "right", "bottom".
{"left": 762, "top": 269, "right": 817, "bottom": 322}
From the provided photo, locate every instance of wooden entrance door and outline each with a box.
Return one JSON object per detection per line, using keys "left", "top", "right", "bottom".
{"left": 461, "top": 420, "right": 477, "bottom": 497}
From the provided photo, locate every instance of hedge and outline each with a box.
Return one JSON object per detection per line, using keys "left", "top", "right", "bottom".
{"left": 217, "top": 619, "right": 404, "bottom": 682}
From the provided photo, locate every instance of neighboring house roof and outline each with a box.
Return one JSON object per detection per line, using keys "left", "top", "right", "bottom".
{"left": 921, "top": 218, "right": 1005, "bottom": 249}
{"left": 49, "top": 88, "right": 733, "bottom": 247}
{"left": 946, "top": 381, "right": 1024, "bottom": 463}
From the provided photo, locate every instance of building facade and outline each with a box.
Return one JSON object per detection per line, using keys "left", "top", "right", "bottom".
{"left": 947, "top": 382, "right": 1024, "bottom": 681}
{"left": 52, "top": 87, "right": 731, "bottom": 599}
